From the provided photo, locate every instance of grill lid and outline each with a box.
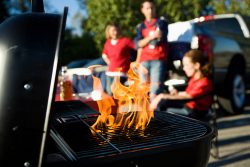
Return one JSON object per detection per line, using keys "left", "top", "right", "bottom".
{"left": 0, "top": 1, "right": 68, "bottom": 166}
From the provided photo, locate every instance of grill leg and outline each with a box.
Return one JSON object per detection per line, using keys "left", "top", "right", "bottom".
{"left": 209, "top": 105, "right": 219, "bottom": 159}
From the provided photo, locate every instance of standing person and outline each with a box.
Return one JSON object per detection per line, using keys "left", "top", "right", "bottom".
{"left": 102, "top": 23, "right": 136, "bottom": 95}
{"left": 150, "top": 49, "right": 213, "bottom": 120}
{"left": 134, "top": 0, "right": 168, "bottom": 101}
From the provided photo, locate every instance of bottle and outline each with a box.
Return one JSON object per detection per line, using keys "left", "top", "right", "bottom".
{"left": 149, "top": 25, "right": 160, "bottom": 49}
{"left": 59, "top": 66, "right": 73, "bottom": 100}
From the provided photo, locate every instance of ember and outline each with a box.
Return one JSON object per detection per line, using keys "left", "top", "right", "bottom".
{"left": 91, "top": 62, "right": 154, "bottom": 132}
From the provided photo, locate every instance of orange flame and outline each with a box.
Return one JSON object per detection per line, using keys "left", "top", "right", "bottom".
{"left": 91, "top": 62, "right": 154, "bottom": 132}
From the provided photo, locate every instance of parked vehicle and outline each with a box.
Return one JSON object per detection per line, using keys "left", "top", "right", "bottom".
{"left": 167, "top": 13, "right": 250, "bottom": 114}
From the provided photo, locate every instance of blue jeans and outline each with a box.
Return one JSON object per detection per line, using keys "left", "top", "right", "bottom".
{"left": 105, "top": 75, "right": 127, "bottom": 95}
{"left": 166, "top": 107, "right": 189, "bottom": 116}
{"left": 166, "top": 106, "right": 209, "bottom": 121}
{"left": 140, "top": 60, "right": 166, "bottom": 99}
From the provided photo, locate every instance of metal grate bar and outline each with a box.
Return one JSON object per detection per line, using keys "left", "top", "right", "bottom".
{"left": 73, "top": 112, "right": 208, "bottom": 159}
{"left": 76, "top": 114, "right": 122, "bottom": 154}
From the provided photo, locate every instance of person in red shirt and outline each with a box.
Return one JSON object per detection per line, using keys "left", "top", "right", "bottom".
{"left": 150, "top": 49, "right": 213, "bottom": 120}
{"left": 134, "top": 1, "right": 168, "bottom": 101}
{"left": 102, "top": 23, "right": 136, "bottom": 95}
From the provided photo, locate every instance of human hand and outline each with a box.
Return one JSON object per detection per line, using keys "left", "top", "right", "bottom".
{"left": 150, "top": 93, "right": 165, "bottom": 110}
{"left": 170, "top": 88, "right": 178, "bottom": 95}
{"left": 148, "top": 29, "right": 161, "bottom": 40}
{"left": 154, "top": 29, "right": 161, "bottom": 39}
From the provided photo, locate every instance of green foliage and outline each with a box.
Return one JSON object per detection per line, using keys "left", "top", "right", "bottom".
{"left": 210, "top": 0, "right": 250, "bottom": 15}
{"left": 6, "top": 0, "right": 250, "bottom": 65}
{"left": 61, "top": 29, "right": 99, "bottom": 65}
{"left": 82, "top": 0, "right": 144, "bottom": 53}
{"left": 8, "top": 0, "right": 31, "bottom": 13}
{"left": 79, "top": 0, "right": 250, "bottom": 58}
{"left": 81, "top": 0, "right": 212, "bottom": 55}
{"left": 155, "top": 0, "right": 211, "bottom": 22}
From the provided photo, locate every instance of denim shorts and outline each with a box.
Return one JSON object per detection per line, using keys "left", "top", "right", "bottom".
{"left": 140, "top": 60, "right": 166, "bottom": 95}
{"left": 105, "top": 75, "right": 127, "bottom": 95}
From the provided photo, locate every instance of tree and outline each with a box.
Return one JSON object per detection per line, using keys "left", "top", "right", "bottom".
{"left": 155, "top": 0, "right": 211, "bottom": 22}
{"left": 210, "top": 0, "right": 250, "bottom": 15}
{"left": 78, "top": 0, "right": 211, "bottom": 55}
{"left": 61, "top": 29, "right": 99, "bottom": 65}
{"left": 80, "top": 0, "right": 143, "bottom": 54}
{"left": 8, "top": 0, "right": 31, "bottom": 13}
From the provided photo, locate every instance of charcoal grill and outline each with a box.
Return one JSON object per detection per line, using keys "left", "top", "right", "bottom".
{"left": 44, "top": 100, "right": 214, "bottom": 167}
{"left": 0, "top": 0, "right": 68, "bottom": 166}
{"left": 0, "top": 0, "right": 215, "bottom": 167}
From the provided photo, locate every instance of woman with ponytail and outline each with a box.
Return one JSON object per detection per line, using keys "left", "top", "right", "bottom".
{"left": 150, "top": 49, "right": 213, "bottom": 120}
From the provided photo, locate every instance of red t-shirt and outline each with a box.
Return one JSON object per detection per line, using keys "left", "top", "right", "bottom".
{"left": 140, "top": 19, "right": 167, "bottom": 62}
{"left": 102, "top": 37, "right": 135, "bottom": 73}
{"left": 185, "top": 77, "right": 213, "bottom": 111}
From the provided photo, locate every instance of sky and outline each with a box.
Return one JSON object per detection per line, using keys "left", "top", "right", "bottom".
{"left": 44, "top": 0, "right": 85, "bottom": 35}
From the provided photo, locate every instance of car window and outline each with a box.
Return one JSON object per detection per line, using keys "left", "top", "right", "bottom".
{"left": 195, "top": 18, "right": 243, "bottom": 36}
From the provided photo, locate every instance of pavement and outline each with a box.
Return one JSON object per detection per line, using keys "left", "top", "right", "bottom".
{"left": 208, "top": 105, "right": 250, "bottom": 167}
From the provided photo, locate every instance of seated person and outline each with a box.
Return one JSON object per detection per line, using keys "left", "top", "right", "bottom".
{"left": 150, "top": 49, "right": 213, "bottom": 121}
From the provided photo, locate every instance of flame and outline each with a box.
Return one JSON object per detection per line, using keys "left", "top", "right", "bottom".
{"left": 88, "top": 67, "right": 116, "bottom": 132}
{"left": 91, "top": 62, "right": 154, "bottom": 132}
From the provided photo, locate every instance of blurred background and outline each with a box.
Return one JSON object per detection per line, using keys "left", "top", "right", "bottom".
{"left": 1, "top": 0, "right": 249, "bottom": 66}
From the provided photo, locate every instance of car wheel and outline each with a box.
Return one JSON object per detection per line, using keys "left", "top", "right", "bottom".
{"left": 219, "top": 72, "right": 246, "bottom": 114}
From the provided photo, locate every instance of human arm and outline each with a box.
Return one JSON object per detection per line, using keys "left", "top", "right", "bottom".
{"left": 137, "top": 32, "right": 160, "bottom": 48}
{"left": 135, "top": 48, "right": 142, "bottom": 63}
{"left": 134, "top": 23, "right": 161, "bottom": 49}
{"left": 150, "top": 77, "right": 213, "bottom": 110}
{"left": 102, "top": 53, "right": 110, "bottom": 65}
{"left": 158, "top": 17, "right": 168, "bottom": 43}
{"left": 163, "top": 92, "right": 193, "bottom": 100}
{"left": 102, "top": 41, "right": 110, "bottom": 65}
{"left": 150, "top": 92, "right": 193, "bottom": 110}
{"left": 137, "top": 18, "right": 167, "bottom": 48}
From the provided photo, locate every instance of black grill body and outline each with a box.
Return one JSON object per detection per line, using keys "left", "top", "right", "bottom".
{"left": 0, "top": 5, "right": 67, "bottom": 167}
{"left": 45, "top": 100, "right": 214, "bottom": 167}
{"left": 0, "top": 1, "right": 214, "bottom": 166}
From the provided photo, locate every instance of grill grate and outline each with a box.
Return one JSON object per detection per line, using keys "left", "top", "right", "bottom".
{"left": 53, "top": 111, "right": 208, "bottom": 160}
